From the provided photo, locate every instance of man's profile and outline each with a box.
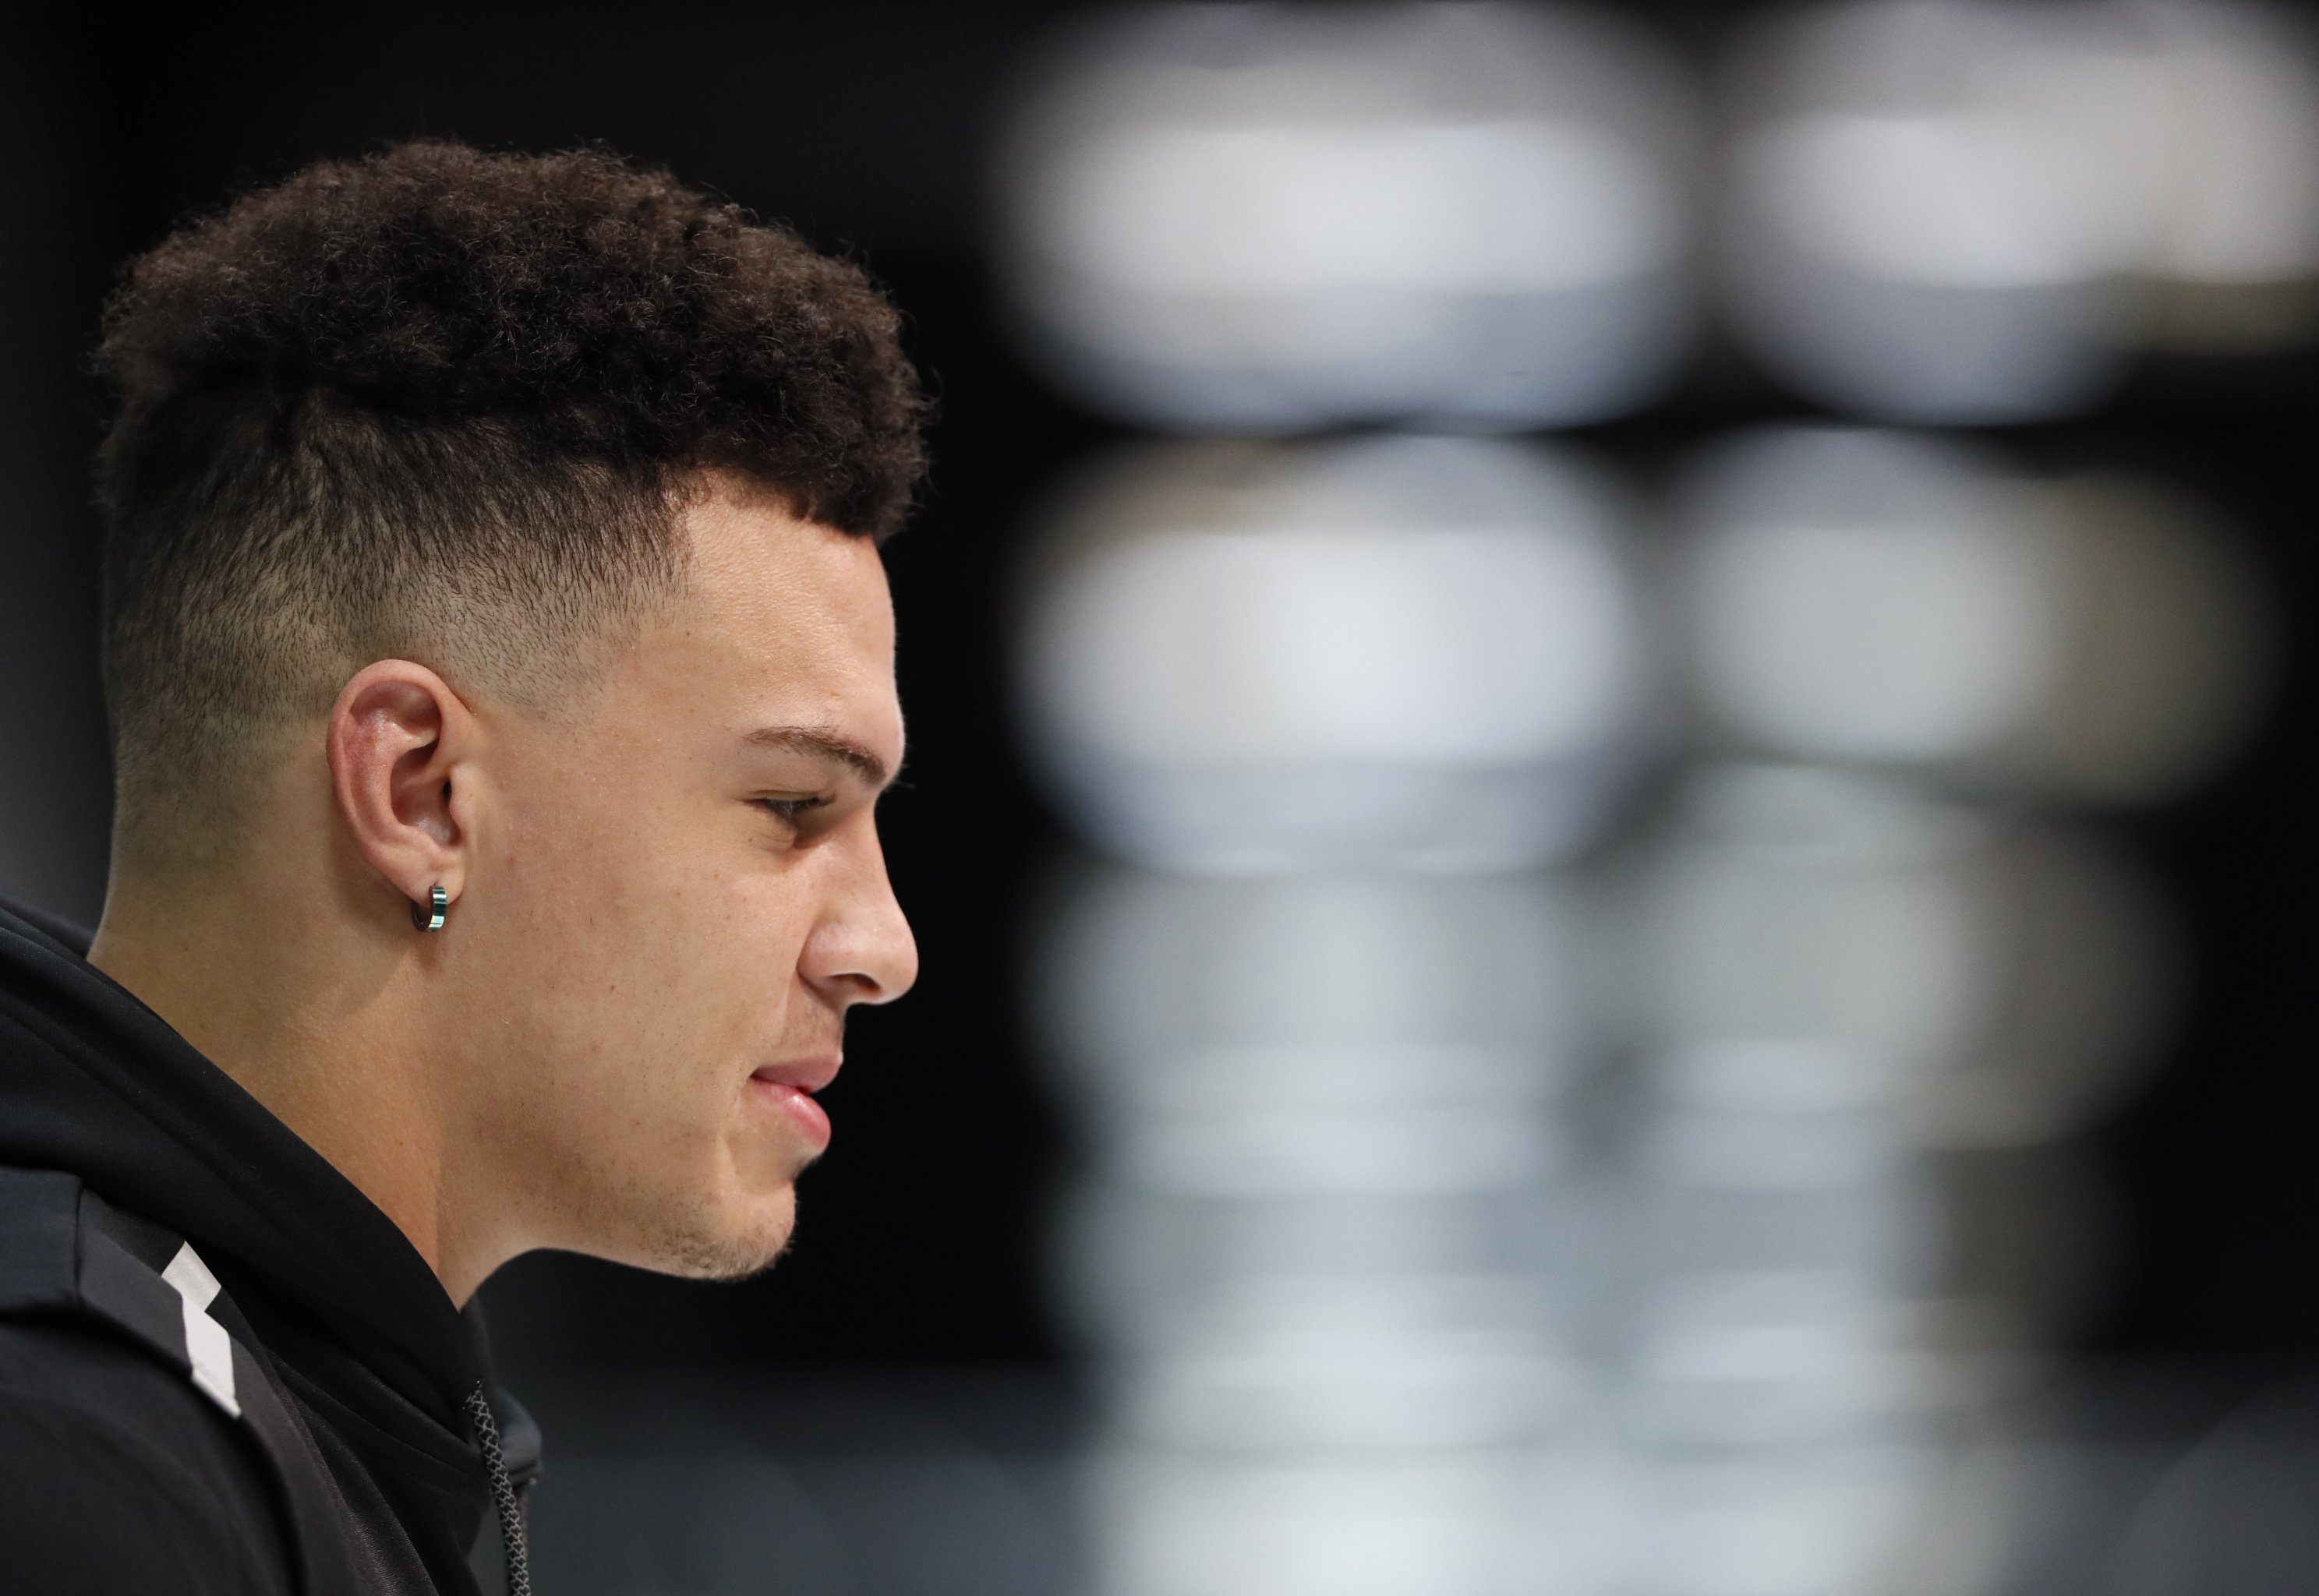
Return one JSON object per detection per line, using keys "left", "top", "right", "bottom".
{"left": 0, "top": 140, "right": 925, "bottom": 1592}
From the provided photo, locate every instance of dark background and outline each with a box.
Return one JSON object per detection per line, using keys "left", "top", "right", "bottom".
{"left": 0, "top": 3, "right": 2309, "bottom": 1375}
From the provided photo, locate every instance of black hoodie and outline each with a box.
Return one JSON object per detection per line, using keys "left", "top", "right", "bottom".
{"left": 0, "top": 895, "right": 538, "bottom": 1594}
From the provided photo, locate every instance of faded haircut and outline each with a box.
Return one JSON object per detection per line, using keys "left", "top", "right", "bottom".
{"left": 93, "top": 139, "right": 928, "bottom": 868}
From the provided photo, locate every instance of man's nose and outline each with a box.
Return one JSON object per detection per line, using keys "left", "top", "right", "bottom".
{"left": 802, "top": 833, "right": 917, "bottom": 1007}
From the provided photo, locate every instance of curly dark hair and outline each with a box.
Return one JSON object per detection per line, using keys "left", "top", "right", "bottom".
{"left": 94, "top": 139, "right": 928, "bottom": 861}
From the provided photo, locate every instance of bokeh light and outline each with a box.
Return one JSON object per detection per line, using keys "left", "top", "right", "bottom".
{"left": 1719, "top": 0, "right": 2319, "bottom": 419}
{"left": 1038, "top": 859, "right": 1612, "bottom": 1593}
{"left": 1673, "top": 427, "right": 2271, "bottom": 801}
{"left": 1009, "top": 424, "right": 2253, "bottom": 1591}
{"left": 1624, "top": 764, "right": 2180, "bottom": 1146}
{"left": 991, "top": 2, "right": 1698, "bottom": 431}
{"left": 1015, "top": 435, "right": 1654, "bottom": 873}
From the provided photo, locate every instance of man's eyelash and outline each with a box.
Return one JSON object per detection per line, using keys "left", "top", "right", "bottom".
{"left": 758, "top": 796, "right": 833, "bottom": 823}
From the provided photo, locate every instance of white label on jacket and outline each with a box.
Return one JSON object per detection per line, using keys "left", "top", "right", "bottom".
{"left": 161, "top": 1241, "right": 240, "bottom": 1418}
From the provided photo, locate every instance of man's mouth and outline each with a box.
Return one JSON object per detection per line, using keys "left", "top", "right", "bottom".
{"left": 751, "top": 1054, "right": 843, "bottom": 1095}
{"left": 748, "top": 1057, "right": 840, "bottom": 1153}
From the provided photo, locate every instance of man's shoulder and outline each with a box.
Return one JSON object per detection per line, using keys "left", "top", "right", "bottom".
{"left": 0, "top": 1315, "right": 294, "bottom": 1594}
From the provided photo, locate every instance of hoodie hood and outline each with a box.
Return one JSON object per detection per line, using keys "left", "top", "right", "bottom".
{"left": 0, "top": 895, "right": 480, "bottom": 1411}
{"left": 0, "top": 892, "right": 518, "bottom": 1575}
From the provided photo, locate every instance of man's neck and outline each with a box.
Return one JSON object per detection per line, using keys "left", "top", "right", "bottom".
{"left": 89, "top": 870, "right": 480, "bottom": 1302}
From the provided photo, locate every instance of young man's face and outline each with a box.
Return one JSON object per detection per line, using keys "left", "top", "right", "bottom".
{"left": 442, "top": 478, "right": 917, "bottom": 1280}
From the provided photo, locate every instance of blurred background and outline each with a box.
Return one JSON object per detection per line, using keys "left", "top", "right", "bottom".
{"left": 2, "top": 3, "right": 2314, "bottom": 1591}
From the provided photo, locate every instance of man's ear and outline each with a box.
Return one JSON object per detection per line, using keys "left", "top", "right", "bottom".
{"left": 326, "top": 660, "right": 478, "bottom": 920}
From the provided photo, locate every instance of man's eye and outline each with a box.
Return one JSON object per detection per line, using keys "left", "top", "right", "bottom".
{"left": 758, "top": 796, "right": 833, "bottom": 825}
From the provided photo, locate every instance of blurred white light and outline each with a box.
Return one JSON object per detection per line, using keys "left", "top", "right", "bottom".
{"left": 1017, "top": 436, "right": 1653, "bottom": 872}
{"left": 1628, "top": 1163, "right": 1940, "bottom": 1306}
{"left": 1628, "top": 764, "right": 2177, "bottom": 1145}
{"left": 2133, "top": 0, "right": 2319, "bottom": 335}
{"left": 1626, "top": 1272, "right": 1946, "bottom": 1446}
{"left": 1616, "top": 1441, "right": 1964, "bottom": 1596}
{"left": 1677, "top": 430, "right": 2062, "bottom": 763}
{"left": 1115, "top": 1276, "right": 1586, "bottom": 1449}
{"left": 1720, "top": 1, "right": 2136, "bottom": 418}
{"left": 1606, "top": 769, "right": 2137, "bottom": 1481}
{"left": 1090, "top": 1444, "right": 1613, "bottom": 1596}
{"left": 1630, "top": 767, "right": 1997, "bottom": 1078}
{"left": 1030, "top": 849, "right": 1614, "bottom": 1552}
{"left": 1720, "top": 0, "right": 2319, "bottom": 418}
{"left": 993, "top": 2, "right": 1697, "bottom": 429}
{"left": 1120, "top": 1327, "right": 1583, "bottom": 1451}
{"left": 1674, "top": 428, "right": 2269, "bottom": 801}
{"left": 1744, "top": 112, "right": 2139, "bottom": 293}
{"left": 1043, "top": 524, "right": 1628, "bottom": 768}
{"left": 1031, "top": 863, "right": 1591, "bottom": 1104}
{"left": 1056, "top": 122, "right": 1670, "bottom": 297}
{"left": 1052, "top": 1181, "right": 1597, "bottom": 1358}
{"left": 1110, "top": 1107, "right": 1564, "bottom": 1196}
{"left": 1031, "top": 865, "right": 1588, "bottom": 1189}
{"left": 1643, "top": 1097, "right": 1915, "bottom": 1191}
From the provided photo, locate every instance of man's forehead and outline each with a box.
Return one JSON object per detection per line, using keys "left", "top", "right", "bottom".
{"left": 632, "top": 488, "right": 901, "bottom": 769}
{"left": 680, "top": 497, "right": 890, "bottom": 636}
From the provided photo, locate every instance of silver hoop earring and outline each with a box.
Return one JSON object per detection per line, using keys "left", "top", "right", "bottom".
{"left": 411, "top": 885, "right": 449, "bottom": 933}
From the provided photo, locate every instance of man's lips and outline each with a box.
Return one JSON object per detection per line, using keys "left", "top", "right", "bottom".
{"left": 752, "top": 1054, "right": 843, "bottom": 1094}
{"left": 749, "top": 1056, "right": 840, "bottom": 1153}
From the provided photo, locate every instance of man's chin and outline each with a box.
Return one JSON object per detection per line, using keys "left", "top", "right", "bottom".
{"left": 608, "top": 1185, "right": 798, "bottom": 1282}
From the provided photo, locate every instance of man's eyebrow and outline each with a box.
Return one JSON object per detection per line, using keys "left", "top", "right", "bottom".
{"left": 742, "top": 725, "right": 896, "bottom": 789}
